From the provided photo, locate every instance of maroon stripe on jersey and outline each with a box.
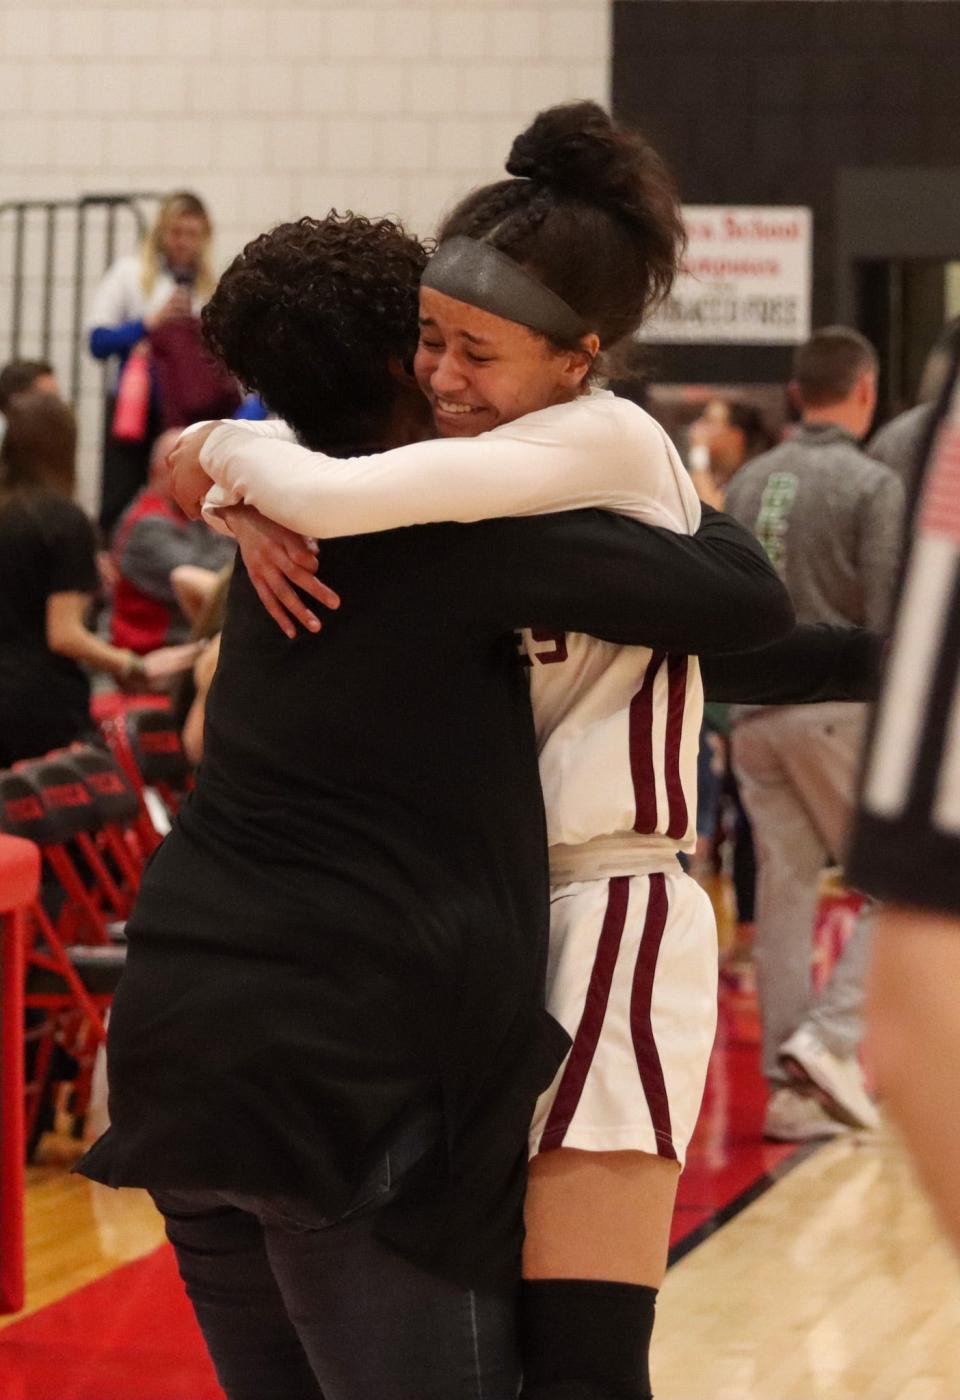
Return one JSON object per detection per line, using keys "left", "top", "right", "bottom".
{"left": 539, "top": 877, "right": 630, "bottom": 1153}
{"left": 630, "top": 652, "right": 665, "bottom": 833}
{"left": 630, "top": 873, "right": 677, "bottom": 1161}
{"left": 664, "top": 655, "right": 689, "bottom": 840}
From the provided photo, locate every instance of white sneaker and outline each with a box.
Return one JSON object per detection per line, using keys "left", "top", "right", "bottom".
{"left": 764, "top": 1086, "right": 850, "bottom": 1142}
{"left": 778, "top": 1025, "right": 881, "bottom": 1132}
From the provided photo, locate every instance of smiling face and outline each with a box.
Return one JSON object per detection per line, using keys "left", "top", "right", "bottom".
{"left": 414, "top": 287, "right": 596, "bottom": 438}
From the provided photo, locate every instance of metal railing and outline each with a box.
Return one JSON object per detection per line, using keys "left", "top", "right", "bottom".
{"left": 0, "top": 193, "right": 159, "bottom": 401}
{"left": 0, "top": 194, "right": 162, "bottom": 511}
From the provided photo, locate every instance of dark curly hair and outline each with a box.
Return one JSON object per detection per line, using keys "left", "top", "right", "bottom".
{"left": 439, "top": 102, "right": 685, "bottom": 356}
{"left": 202, "top": 213, "right": 428, "bottom": 453}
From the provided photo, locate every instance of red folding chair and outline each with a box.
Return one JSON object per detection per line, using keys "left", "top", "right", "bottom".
{"left": 0, "top": 768, "right": 126, "bottom": 1153}
{"left": 0, "top": 833, "right": 40, "bottom": 1314}
{"left": 22, "top": 938, "right": 123, "bottom": 1159}
{"left": 123, "top": 705, "right": 194, "bottom": 815}
{"left": 64, "top": 745, "right": 146, "bottom": 913}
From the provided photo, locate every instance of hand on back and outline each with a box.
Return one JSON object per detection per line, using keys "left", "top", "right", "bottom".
{"left": 222, "top": 505, "right": 340, "bottom": 640}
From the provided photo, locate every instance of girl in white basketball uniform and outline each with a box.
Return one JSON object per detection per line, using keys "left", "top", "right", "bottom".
{"left": 179, "top": 106, "right": 749, "bottom": 1400}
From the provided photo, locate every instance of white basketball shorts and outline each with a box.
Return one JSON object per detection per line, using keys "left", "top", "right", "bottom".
{"left": 529, "top": 869, "right": 718, "bottom": 1166}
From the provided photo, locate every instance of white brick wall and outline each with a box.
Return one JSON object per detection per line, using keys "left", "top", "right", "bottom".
{"left": 0, "top": 0, "right": 610, "bottom": 509}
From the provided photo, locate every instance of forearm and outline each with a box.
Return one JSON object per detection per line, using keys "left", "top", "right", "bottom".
{"left": 486, "top": 509, "right": 794, "bottom": 655}
{"left": 198, "top": 407, "right": 661, "bottom": 539}
{"left": 199, "top": 423, "right": 299, "bottom": 535}
{"left": 51, "top": 621, "right": 140, "bottom": 680}
{"left": 869, "top": 909, "right": 960, "bottom": 1250}
{"left": 701, "top": 624, "right": 883, "bottom": 704}
{"left": 89, "top": 320, "right": 146, "bottom": 361}
{"left": 181, "top": 634, "right": 220, "bottom": 764}
{"left": 561, "top": 507, "right": 794, "bottom": 655}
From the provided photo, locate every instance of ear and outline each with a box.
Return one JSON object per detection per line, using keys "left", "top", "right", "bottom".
{"left": 387, "top": 356, "right": 418, "bottom": 389}
{"left": 788, "top": 380, "right": 804, "bottom": 414}
{"left": 561, "top": 332, "right": 601, "bottom": 388}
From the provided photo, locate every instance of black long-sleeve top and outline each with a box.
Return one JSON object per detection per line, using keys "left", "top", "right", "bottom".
{"left": 701, "top": 622, "right": 882, "bottom": 706}
{"left": 80, "top": 505, "right": 795, "bottom": 1286}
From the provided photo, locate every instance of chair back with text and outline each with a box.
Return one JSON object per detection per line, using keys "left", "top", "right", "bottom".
{"left": 3, "top": 761, "right": 113, "bottom": 944}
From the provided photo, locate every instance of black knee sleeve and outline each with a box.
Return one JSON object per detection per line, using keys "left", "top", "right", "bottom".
{"left": 519, "top": 1278, "right": 657, "bottom": 1400}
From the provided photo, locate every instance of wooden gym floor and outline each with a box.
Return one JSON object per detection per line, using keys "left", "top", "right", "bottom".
{"left": 2, "top": 903, "right": 959, "bottom": 1398}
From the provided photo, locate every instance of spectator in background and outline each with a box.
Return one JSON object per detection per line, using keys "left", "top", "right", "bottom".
{"left": 86, "top": 192, "right": 215, "bottom": 534}
{"left": 725, "top": 327, "right": 905, "bottom": 1143}
{"left": 0, "top": 393, "right": 196, "bottom": 767}
{"left": 688, "top": 396, "right": 775, "bottom": 508}
{"left": 0, "top": 358, "right": 61, "bottom": 452}
{"left": 687, "top": 395, "right": 774, "bottom": 949}
{"left": 0, "top": 358, "right": 122, "bottom": 602}
{"left": 110, "top": 429, "right": 235, "bottom": 656}
{"left": 0, "top": 358, "right": 60, "bottom": 412}
{"left": 868, "top": 316, "right": 960, "bottom": 486}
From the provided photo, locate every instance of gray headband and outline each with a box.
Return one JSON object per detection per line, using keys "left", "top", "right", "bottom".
{"left": 421, "top": 236, "right": 588, "bottom": 343}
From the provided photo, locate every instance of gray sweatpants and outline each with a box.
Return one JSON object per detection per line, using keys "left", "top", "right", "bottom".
{"left": 731, "top": 703, "right": 872, "bottom": 1085}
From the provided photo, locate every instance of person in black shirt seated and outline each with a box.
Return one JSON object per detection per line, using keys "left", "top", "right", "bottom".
{"left": 78, "top": 212, "right": 799, "bottom": 1400}
{"left": 0, "top": 393, "right": 194, "bottom": 766}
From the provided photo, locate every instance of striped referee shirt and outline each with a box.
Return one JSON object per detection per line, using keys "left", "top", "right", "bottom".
{"left": 849, "top": 353, "right": 960, "bottom": 914}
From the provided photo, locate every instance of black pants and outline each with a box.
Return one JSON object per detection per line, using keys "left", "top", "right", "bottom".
{"left": 152, "top": 1147, "right": 519, "bottom": 1400}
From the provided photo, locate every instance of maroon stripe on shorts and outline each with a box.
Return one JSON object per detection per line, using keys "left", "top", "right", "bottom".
{"left": 630, "top": 873, "right": 677, "bottom": 1160}
{"left": 664, "top": 655, "right": 689, "bottom": 840}
{"left": 539, "top": 877, "right": 630, "bottom": 1153}
{"left": 630, "top": 652, "right": 665, "bottom": 833}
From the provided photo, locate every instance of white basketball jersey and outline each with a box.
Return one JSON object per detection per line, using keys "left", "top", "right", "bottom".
{"left": 521, "top": 418, "right": 703, "bottom": 859}
{"left": 522, "top": 631, "right": 703, "bottom": 854}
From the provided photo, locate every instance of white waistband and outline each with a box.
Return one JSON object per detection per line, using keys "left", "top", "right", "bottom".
{"left": 549, "top": 834, "right": 682, "bottom": 886}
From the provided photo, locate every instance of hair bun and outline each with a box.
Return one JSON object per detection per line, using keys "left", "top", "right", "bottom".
{"left": 506, "top": 101, "right": 648, "bottom": 226}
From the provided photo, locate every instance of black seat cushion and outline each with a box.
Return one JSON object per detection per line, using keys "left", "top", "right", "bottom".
{"left": 125, "top": 709, "right": 191, "bottom": 787}
{"left": 66, "top": 746, "right": 141, "bottom": 826}
{"left": 3, "top": 759, "right": 100, "bottom": 841}
{"left": 27, "top": 942, "right": 127, "bottom": 997}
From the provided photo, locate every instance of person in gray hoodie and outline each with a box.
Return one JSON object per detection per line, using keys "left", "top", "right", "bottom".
{"left": 725, "top": 326, "right": 905, "bottom": 1143}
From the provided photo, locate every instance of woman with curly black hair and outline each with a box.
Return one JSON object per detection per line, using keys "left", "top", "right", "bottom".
{"left": 81, "top": 204, "right": 791, "bottom": 1400}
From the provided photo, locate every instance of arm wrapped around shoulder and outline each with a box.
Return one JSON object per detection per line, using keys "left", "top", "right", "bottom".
{"left": 701, "top": 624, "right": 884, "bottom": 705}
{"left": 545, "top": 504, "right": 794, "bottom": 655}
{"left": 463, "top": 505, "right": 794, "bottom": 657}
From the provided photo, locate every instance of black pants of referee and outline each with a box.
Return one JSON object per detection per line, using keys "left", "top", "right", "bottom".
{"left": 152, "top": 1140, "right": 518, "bottom": 1400}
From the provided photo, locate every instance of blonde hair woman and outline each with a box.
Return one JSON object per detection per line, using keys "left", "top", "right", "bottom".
{"left": 139, "top": 191, "right": 215, "bottom": 302}
{"left": 87, "top": 191, "right": 214, "bottom": 533}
